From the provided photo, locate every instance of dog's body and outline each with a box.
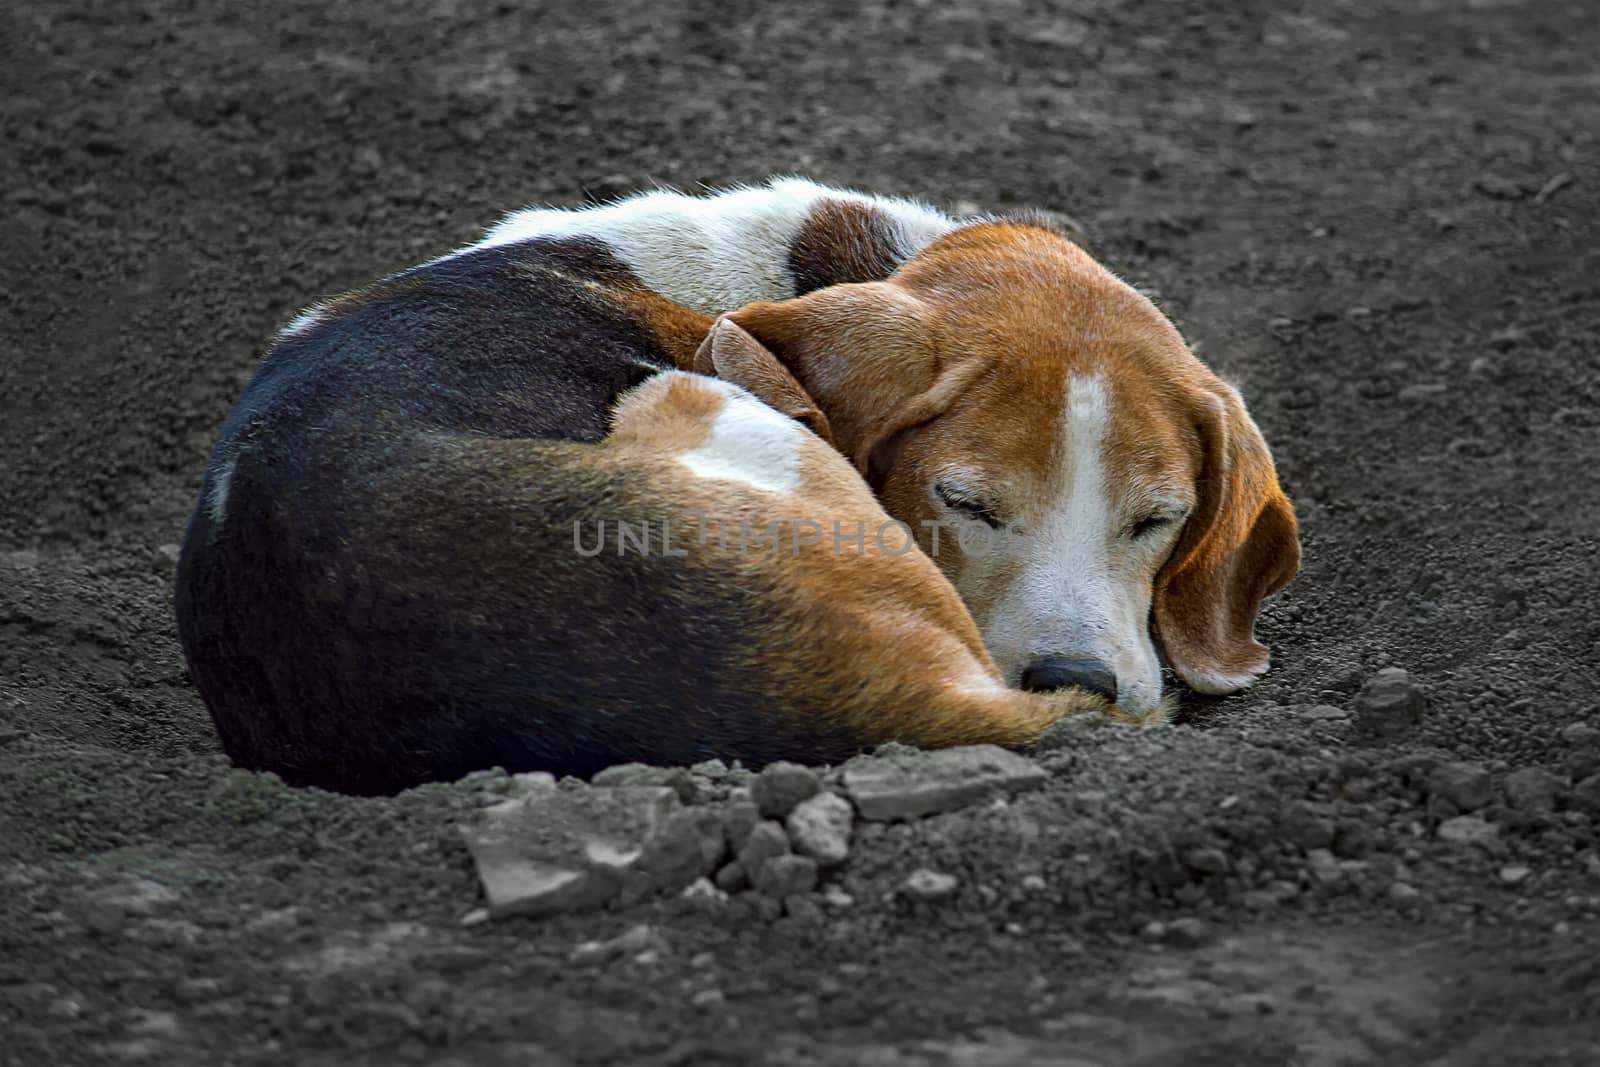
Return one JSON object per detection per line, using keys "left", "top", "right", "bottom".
{"left": 178, "top": 179, "right": 1296, "bottom": 794}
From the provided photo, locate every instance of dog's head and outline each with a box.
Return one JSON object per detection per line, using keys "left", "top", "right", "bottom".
{"left": 698, "top": 220, "right": 1300, "bottom": 716}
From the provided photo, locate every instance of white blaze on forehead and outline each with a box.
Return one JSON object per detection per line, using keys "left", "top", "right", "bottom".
{"left": 1057, "top": 374, "right": 1113, "bottom": 553}
{"left": 678, "top": 385, "right": 804, "bottom": 494}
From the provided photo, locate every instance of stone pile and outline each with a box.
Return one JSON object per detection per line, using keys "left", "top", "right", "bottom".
{"left": 460, "top": 744, "right": 1048, "bottom": 920}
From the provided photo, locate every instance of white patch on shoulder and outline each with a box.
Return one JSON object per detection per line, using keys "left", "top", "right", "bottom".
{"left": 678, "top": 383, "right": 804, "bottom": 494}
{"left": 205, "top": 455, "right": 238, "bottom": 527}
{"left": 450, "top": 177, "right": 957, "bottom": 315}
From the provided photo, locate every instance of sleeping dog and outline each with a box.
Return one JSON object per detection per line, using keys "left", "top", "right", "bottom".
{"left": 176, "top": 179, "right": 1297, "bottom": 794}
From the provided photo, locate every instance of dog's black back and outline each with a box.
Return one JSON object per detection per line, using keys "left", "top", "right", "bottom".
{"left": 176, "top": 237, "right": 862, "bottom": 793}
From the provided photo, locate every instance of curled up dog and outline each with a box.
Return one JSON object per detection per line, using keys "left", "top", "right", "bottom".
{"left": 175, "top": 179, "right": 1296, "bottom": 794}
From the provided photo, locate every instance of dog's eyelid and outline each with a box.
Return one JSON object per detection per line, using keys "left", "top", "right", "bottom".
{"left": 932, "top": 479, "right": 1004, "bottom": 529}
{"left": 1127, "top": 500, "right": 1190, "bottom": 540}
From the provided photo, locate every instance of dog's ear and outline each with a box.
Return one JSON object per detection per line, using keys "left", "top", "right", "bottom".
{"left": 724, "top": 283, "right": 981, "bottom": 486}
{"left": 1152, "top": 384, "right": 1300, "bottom": 694}
{"left": 694, "top": 318, "right": 833, "bottom": 444}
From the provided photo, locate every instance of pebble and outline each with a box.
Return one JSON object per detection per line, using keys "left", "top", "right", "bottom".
{"left": 459, "top": 785, "right": 682, "bottom": 918}
{"left": 736, "top": 820, "right": 791, "bottom": 882}
{"left": 783, "top": 893, "right": 824, "bottom": 924}
{"left": 753, "top": 854, "right": 818, "bottom": 899}
{"left": 1498, "top": 866, "right": 1532, "bottom": 886}
{"left": 1428, "top": 762, "right": 1494, "bottom": 812}
{"left": 784, "top": 791, "right": 854, "bottom": 866}
{"left": 821, "top": 885, "right": 855, "bottom": 909}
{"left": 843, "top": 745, "right": 1047, "bottom": 821}
{"left": 712, "top": 861, "right": 748, "bottom": 894}
{"left": 720, "top": 799, "right": 761, "bottom": 854}
{"left": 1389, "top": 882, "right": 1421, "bottom": 902}
{"left": 690, "top": 988, "right": 725, "bottom": 1010}
{"left": 1306, "top": 848, "right": 1342, "bottom": 884}
{"left": 750, "top": 761, "right": 820, "bottom": 818}
{"left": 1297, "top": 704, "right": 1350, "bottom": 721}
{"left": 570, "top": 923, "right": 663, "bottom": 965}
{"left": 1504, "top": 767, "right": 1564, "bottom": 813}
{"left": 152, "top": 543, "right": 182, "bottom": 575}
{"left": 1437, "top": 815, "right": 1500, "bottom": 845}
{"left": 1164, "top": 917, "right": 1212, "bottom": 948}
{"left": 638, "top": 807, "right": 726, "bottom": 893}
{"left": 902, "top": 869, "right": 960, "bottom": 901}
{"left": 1561, "top": 723, "right": 1599, "bottom": 747}
{"left": 1352, "top": 668, "right": 1426, "bottom": 738}
{"left": 1182, "top": 847, "right": 1229, "bottom": 874}
{"left": 1569, "top": 774, "right": 1600, "bottom": 815}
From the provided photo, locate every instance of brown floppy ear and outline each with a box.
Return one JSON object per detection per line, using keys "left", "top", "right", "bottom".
{"left": 723, "top": 283, "right": 981, "bottom": 486}
{"left": 693, "top": 317, "right": 834, "bottom": 445}
{"left": 1152, "top": 384, "right": 1301, "bottom": 695}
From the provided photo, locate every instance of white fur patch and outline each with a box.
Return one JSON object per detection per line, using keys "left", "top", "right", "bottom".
{"left": 459, "top": 177, "right": 956, "bottom": 315}
{"left": 678, "top": 385, "right": 804, "bottom": 494}
{"left": 272, "top": 178, "right": 956, "bottom": 339}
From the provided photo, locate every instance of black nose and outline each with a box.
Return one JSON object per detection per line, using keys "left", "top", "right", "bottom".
{"left": 1020, "top": 656, "right": 1118, "bottom": 702}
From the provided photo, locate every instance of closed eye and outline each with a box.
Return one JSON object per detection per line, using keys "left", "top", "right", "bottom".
{"left": 935, "top": 481, "right": 1003, "bottom": 529}
{"left": 1129, "top": 514, "right": 1178, "bottom": 540}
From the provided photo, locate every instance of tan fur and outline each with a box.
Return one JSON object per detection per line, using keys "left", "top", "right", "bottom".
{"left": 606, "top": 364, "right": 1159, "bottom": 747}
{"left": 709, "top": 222, "right": 1300, "bottom": 698}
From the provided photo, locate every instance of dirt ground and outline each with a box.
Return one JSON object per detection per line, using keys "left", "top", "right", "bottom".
{"left": 3, "top": 0, "right": 1599, "bottom": 1063}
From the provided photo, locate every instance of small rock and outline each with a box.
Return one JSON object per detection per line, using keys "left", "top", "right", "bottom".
{"left": 712, "top": 860, "right": 748, "bottom": 894}
{"left": 1561, "top": 723, "right": 1599, "bottom": 747}
{"left": 1437, "top": 815, "right": 1499, "bottom": 845}
{"left": 842, "top": 745, "right": 1047, "bottom": 821}
{"left": 1164, "top": 917, "right": 1212, "bottom": 948}
{"left": 570, "top": 923, "right": 663, "bottom": 965}
{"left": 459, "top": 908, "right": 490, "bottom": 926}
{"left": 1504, "top": 767, "right": 1564, "bottom": 813}
{"left": 785, "top": 791, "right": 854, "bottom": 866}
{"left": 901, "top": 869, "right": 959, "bottom": 901}
{"left": 1297, "top": 704, "right": 1350, "bottom": 721}
{"left": 1138, "top": 920, "right": 1166, "bottom": 942}
{"left": 720, "top": 799, "right": 761, "bottom": 854}
{"left": 591, "top": 763, "right": 698, "bottom": 804}
{"left": 1352, "top": 668, "right": 1426, "bottom": 738}
{"left": 736, "top": 820, "right": 790, "bottom": 881}
{"left": 750, "top": 761, "right": 820, "bottom": 818}
{"left": 458, "top": 785, "right": 679, "bottom": 918}
{"left": 1428, "top": 762, "right": 1494, "bottom": 812}
{"left": 821, "top": 885, "right": 855, "bottom": 909}
{"left": 784, "top": 893, "right": 824, "bottom": 924}
{"left": 690, "top": 758, "right": 729, "bottom": 780}
{"left": 1182, "top": 847, "right": 1229, "bottom": 875}
{"left": 690, "top": 988, "right": 725, "bottom": 1010}
{"left": 1570, "top": 774, "right": 1600, "bottom": 815}
{"left": 754, "top": 853, "right": 818, "bottom": 899}
{"left": 1306, "top": 848, "right": 1342, "bottom": 884}
{"left": 638, "top": 807, "right": 726, "bottom": 892}
{"left": 1389, "top": 882, "right": 1421, "bottom": 902}
{"left": 152, "top": 543, "right": 182, "bottom": 575}
{"left": 1498, "top": 866, "right": 1532, "bottom": 886}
